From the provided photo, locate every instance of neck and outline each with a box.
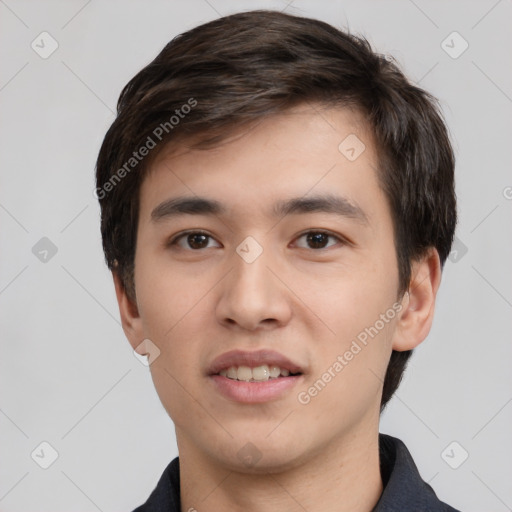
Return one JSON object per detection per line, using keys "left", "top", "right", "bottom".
{"left": 178, "top": 427, "right": 383, "bottom": 512}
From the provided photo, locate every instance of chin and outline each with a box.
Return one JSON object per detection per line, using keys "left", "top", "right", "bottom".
{"left": 224, "top": 451, "right": 303, "bottom": 475}
{"left": 209, "top": 435, "right": 310, "bottom": 475}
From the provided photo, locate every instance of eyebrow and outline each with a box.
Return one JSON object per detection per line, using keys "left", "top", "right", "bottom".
{"left": 151, "top": 194, "right": 369, "bottom": 225}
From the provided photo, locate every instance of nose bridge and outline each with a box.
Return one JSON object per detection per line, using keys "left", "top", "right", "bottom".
{"left": 216, "top": 234, "right": 290, "bottom": 329}
{"left": 230, "top": 234, "right": 275, "bottom": 299}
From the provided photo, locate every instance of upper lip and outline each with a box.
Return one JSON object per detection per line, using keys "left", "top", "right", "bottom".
{"left": 207, "top": 349, "right": 304, "bottom": 375}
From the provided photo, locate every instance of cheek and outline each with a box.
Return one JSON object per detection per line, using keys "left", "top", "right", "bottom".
{"left": 134, "top": 251, "right": 209, "bottom": 385}
{"left": 298, "top": 261, "right": 398, "bottom": 414}
{"left": 135, "top": 245, "right": 207, "bottom": 335}
{"left": 140, "top": 299, "right": 211, "bottom": 426}
{"left": 305, "top": 260, "right": 397, "bottom": 347}
{"left": 297, "top": 316, "right": 396, "bottom": 434}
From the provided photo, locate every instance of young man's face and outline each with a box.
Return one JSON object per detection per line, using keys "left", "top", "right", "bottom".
{"left": 115, "top": 104, "right": 436, "bottom": 472}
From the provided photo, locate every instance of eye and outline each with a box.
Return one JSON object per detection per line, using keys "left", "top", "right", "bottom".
{"left": 167, "top": 229, "right": 346, "bottom": 251}
{"left": 294, "top": 230, "right": 345, "bottom": 250}
{"left": 168, "top": 230, "right": 221, "bottom": 250}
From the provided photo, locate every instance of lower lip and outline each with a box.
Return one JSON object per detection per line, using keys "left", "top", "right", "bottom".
{"left": 209, "top": 374, "right": 303, "bottom": 403}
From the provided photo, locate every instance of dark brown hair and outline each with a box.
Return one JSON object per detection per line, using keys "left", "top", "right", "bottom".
{"left": 95, "top": 9, "right": 456, "bottom": 412}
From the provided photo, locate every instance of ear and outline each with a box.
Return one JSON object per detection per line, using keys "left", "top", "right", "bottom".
{"left": 112, "top": 271, "right": 144, "bottom": 352}
{"left": 392, "top": 247, "right": 442, "bottom": 351}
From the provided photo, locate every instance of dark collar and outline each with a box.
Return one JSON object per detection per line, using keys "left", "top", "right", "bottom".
{"left": 371, "top": 434, "right": 460, "bottom": 511}
{"left": 132, "top": 433, "right": 461, "bottom": 512}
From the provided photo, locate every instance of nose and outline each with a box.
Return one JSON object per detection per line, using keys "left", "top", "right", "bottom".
{"left": 215, "top": 240, "right": 292, "bottom": 332}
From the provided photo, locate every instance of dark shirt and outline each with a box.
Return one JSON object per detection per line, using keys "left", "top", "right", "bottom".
{"left": 132, "top": 433, "right": 461, "bottom": 511}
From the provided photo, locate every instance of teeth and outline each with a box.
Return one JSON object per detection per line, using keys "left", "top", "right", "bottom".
{"left": 269, "top": 365, "right": 281, "bottom": 378}
{"left": 237, "top": 366, "right": 252, "bottom": 381}
{"left": 218, "top": 364, "right": 297, "bottom": 382}
{"left": 251, "top": 365, "right": 269, "bottom": 381}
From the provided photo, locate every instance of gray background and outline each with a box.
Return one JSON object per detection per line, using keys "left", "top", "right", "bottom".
{"left": 1, "top": 0, "right": 511, "bottom": 511}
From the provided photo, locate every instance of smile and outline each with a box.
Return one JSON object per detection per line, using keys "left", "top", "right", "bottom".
{"left": 218, "top": 364, "right": 301, "bottom": 382}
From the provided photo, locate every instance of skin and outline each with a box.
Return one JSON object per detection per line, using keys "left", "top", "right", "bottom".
{"left": 114, "top": 103, "right": 441, "bottom": 512}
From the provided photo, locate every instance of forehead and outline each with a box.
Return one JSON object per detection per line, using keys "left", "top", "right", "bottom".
{"left": 150, "top": 103, "right": 373, "bottom": 168}
{"left": 139, "top": 104, "right": 386, "bottom": 227}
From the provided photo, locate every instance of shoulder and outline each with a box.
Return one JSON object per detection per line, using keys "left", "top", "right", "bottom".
{"left": 131, "top": 456, "right": 181, "bottom": 512}
{"left": 375, "top": 433, "right": 462, "bottom": 512}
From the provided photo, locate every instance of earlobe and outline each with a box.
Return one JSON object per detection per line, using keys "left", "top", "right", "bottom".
{"left": 112, "top": 271, "right": 144, "bottom": 351}
{"left": 392, "top": 248, "right": 442, "bottom": 352}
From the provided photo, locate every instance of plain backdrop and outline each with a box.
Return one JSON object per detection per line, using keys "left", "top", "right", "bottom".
{"left": 1, "top": 1, "right": 511, "bottom": 511}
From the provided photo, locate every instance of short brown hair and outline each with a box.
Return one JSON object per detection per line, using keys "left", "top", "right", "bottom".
{"left": 95, "top": 9, "right": 457, "bottom": 412}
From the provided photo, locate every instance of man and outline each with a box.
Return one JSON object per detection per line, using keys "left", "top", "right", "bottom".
{"left": 96, "top": 9, "right": 460, "bottom": 512}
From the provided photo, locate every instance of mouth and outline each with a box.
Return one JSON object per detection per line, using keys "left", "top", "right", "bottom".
{"left": 207, "top": 348, "right": 304, "bottom": 379}
{"left": 207, "top": 349, "right": 305, "bottom": 403}
{"left": 215, "top": 364, "right": 302, "bottom": 382}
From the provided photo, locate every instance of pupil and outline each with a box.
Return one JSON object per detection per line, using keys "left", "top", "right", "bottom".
{"left": 307, "top": 232, "right": 327, "bottom": 249}
{"left": 186, "top": 233, "right": 328, "bottom": 250}
{"left": 189, "top": 234, "right": 208, "bottom": 249}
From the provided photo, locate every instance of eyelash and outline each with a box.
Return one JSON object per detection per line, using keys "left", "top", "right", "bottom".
{"left": 167, "top": 229, "right": 347, "bottom": 251}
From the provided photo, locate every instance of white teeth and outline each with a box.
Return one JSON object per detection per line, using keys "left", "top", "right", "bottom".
{"left": 236, "top": 366, "right": 252, "bottom": 381}
{"left": 218, "top": 364, "right": 297, "bottom": 382}
{"left": 252, "top": 365, "right": 270, "bottom": 381}
{"left": 269, "top": 365, "right": 281, "bottom": 378}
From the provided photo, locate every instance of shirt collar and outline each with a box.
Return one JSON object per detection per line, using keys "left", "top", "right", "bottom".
{"left": 372, "top": 433, "right": 460, "bottom": 511}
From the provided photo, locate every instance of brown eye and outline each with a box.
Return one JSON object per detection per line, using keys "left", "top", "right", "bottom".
{"left": 295, "top": 230, "right": 343, "bottom": 250}
{"left": 185, "top": 233, "right": 210, "bottom": 249}
{"left": 306, "top": 232, "right": 330, "bottom": 249}
{"left": 168, "top": 231, "right": 220, "bottom": 250}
